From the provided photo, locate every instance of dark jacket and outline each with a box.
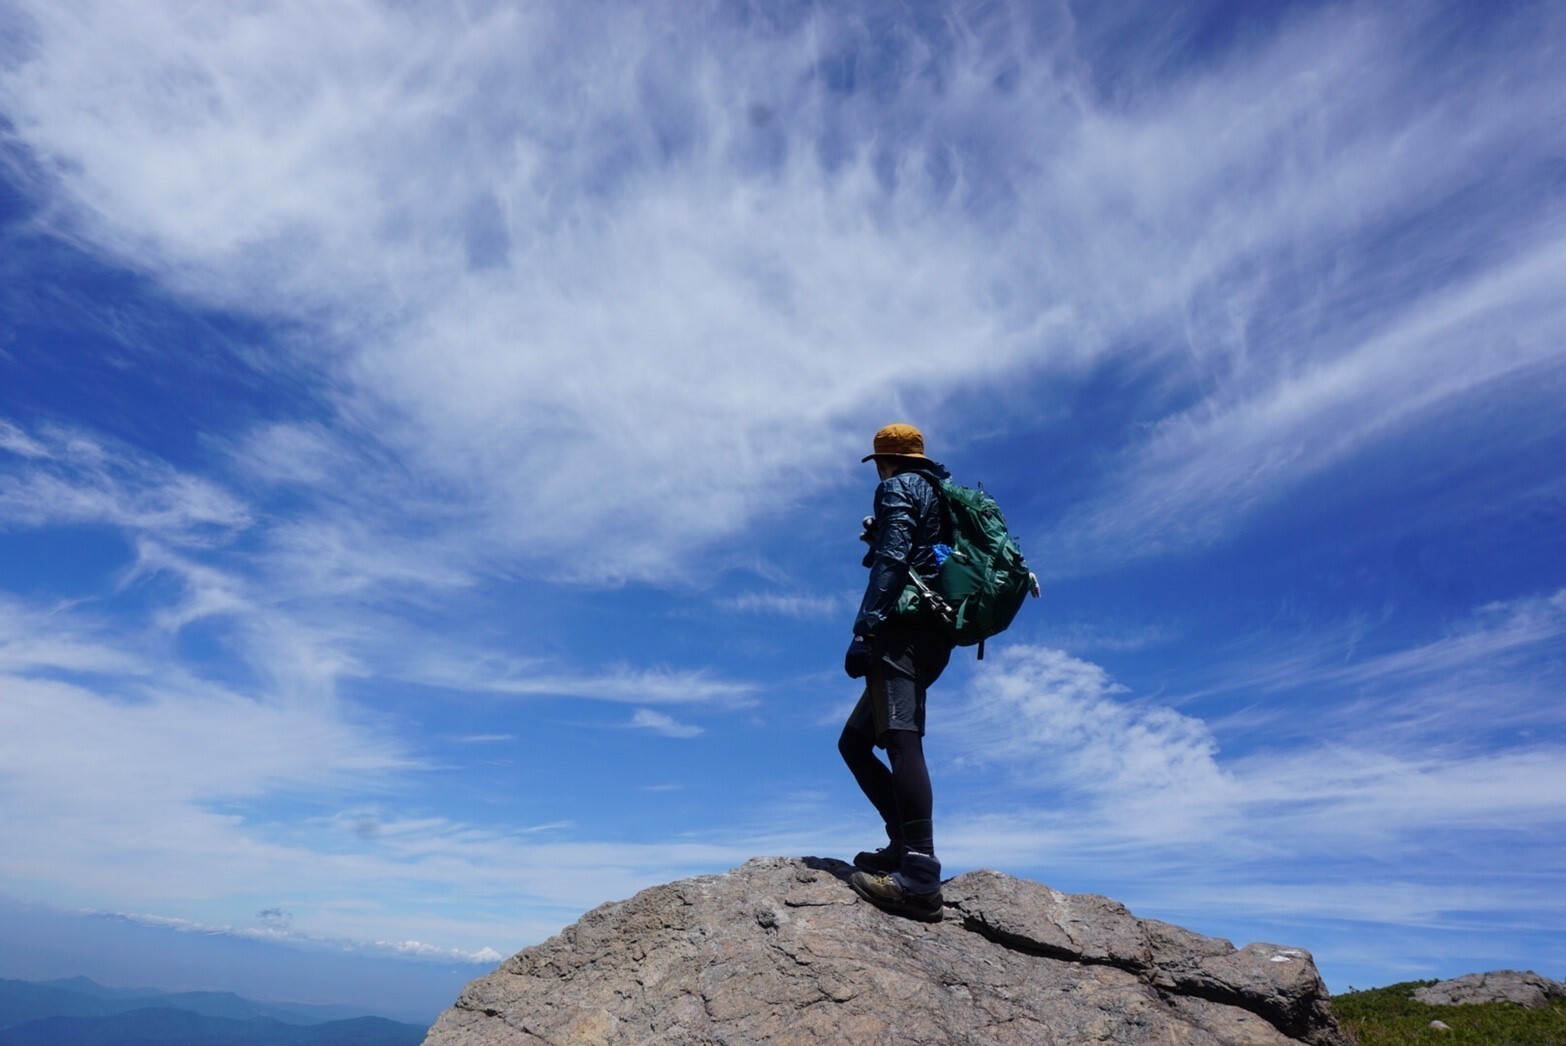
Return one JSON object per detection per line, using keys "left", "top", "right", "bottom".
{"left": 852, "top": 461, "right": 950, "bottom": 637}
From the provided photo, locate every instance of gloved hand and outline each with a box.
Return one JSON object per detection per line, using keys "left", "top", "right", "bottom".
{"left": 844, "top": 635, "right": 874, "bottom": 679}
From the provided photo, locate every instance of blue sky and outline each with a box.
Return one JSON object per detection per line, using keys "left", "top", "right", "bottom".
{"left": 1, "top": 0, "right": 1563, "bottom": 1017}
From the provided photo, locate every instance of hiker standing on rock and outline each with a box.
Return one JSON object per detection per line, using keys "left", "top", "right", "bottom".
{"left": 840, "top": 423, "right": 955, "bottom": 922}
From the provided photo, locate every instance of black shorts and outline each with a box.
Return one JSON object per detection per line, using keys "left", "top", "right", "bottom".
{"left": 844, "top": 625, "right": 953, "bottom": 745}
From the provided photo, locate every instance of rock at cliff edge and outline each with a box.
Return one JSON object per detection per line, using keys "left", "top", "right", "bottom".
{"left": 424, "top": 856, "right": 1349, "bottom": 1045}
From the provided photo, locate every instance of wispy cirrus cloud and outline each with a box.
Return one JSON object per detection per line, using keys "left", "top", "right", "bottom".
{"left": 0, "top": 415, "right": 754, "bottom": 706}
{"left": 0, "top": 417, "right": 757, "bottom": 953}
{"left": 402, "top": 653, "right": 757, "bottom": 708}
{"left": 629, "top": 708, "right": 704, "bottom": 739}
{"left": 1047, "top": 237, "right": 1566, "bottom": 571}
{"left": 0, "top": 422, "right": 249, "bottom": 541}
{"left": 1326, "top": 589, "right": 1566, "bottom": 692}
{"left": 938, "top": 634, "right": 1566, "bottom": 924}
{"left": 0, "top": 595, "right": 148, "bottom": 678}
{"left": 2, "top": 0, "right": 1563, "bottom": 993}
{"left": 0, "top": 635, "right": 751, "bottom": 954}
{"left": 7, "top": 2, "right": 1557, "bottom": 585}
{"left": 1180, "top": 588, "right": 1566, "bottom": 740}
{"left": 715, "top": 591, "right": 850, "bottom": 619}
{"left": 2, "top": 1, "right": 1040, "bottom": 580}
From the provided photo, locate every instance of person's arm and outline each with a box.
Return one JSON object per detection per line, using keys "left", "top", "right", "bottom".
{"left": 852, "top": 476, "right": 919, "bottom": 637}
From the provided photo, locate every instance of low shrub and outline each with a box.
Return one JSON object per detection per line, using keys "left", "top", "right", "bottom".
{"left": 1332, "top": 980, "right": 1566, "bottom": 1045}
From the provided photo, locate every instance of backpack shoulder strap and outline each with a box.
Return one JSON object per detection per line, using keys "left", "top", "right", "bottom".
{"left": 904, "top": 468, "right": 950, "bottom": 541}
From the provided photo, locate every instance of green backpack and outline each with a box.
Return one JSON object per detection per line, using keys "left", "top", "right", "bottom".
{"left": 897, "top": 478, "right": 1039, "bottom": 658}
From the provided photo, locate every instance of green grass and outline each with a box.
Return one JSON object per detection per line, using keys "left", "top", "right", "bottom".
{"left": 1332, "top": 980, "right": 1566, "bottom": 1045}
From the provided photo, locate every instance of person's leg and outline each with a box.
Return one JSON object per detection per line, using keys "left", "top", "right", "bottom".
{"left": 847, "top": 641, "right": 946, "bottom": 917}
{"left": 871, "top": 640, "right": 938, "bottom": 877}
{"left": 880, "top": 728, "right": 933, "bottom": 857}
{"left": 839, "top": 721, "right": 906, "bottom": 872}
{"left": 848, "top": 732, "right": 943, "bottom": 922}
{"left": 882, "top": 728, "right": 941, "bottom": 895}
{"left": 859, "top": 660, "right": 942, "bottom": 897}
{"left": 837, "top": 719, "right": 898, "bottom": 831}
{"left": 841, "top": 679, "right": 908, "bottom": 871}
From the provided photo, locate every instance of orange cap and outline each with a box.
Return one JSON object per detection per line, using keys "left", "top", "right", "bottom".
{"left": 861, "top": 423, "right": 931, "bottom": 462}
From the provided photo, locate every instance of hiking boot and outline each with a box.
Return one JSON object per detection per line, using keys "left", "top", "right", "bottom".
{"left": 894, "top": 850, "right": 943, "bottom": 893}
{"left": 849, "top": 869, "right": 943, "bottom": 923}
{"left": 852, "top": 844, "right": 904, "bottom": 875}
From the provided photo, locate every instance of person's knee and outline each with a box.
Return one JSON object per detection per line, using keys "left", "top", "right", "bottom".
{"left": 838, "top": 724, "right": 871, "bottom": 763}
{"left": 880, "top": 728, "right": 922, "bottom": 767}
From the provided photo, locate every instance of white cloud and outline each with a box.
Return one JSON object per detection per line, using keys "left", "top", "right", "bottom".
{"left": 716, "top": 591, "right": 849, "bottom": 619}
{"left": 127, "top": 540, "right": 255, "bottom": 632}
{"left": 0, "top": 670, "right": 412, "bottom": 903}
{"left": 1, "top": 2, "right": 1044, "bottom": 581}
{"left": 0, "top": 651, "right": 752, "bottom": 953}
{"left": 3, "top": 0, "right": 1560, "bottom": 587}
{"left": 402, "top": 652, "right": 757, "bottom": 708}
{"left": 937, "top": 638, "right": 1566, "bottom": 923}
{"left": 1047, "top": 237, "right": 1566, "bottom": 570}
{"left": 231, "top": 421, "right": 363, "bottom": 491}
{"left": 1033, "top": 619, "right": 1182, "bottom": 655}
{"left": 2, "top": 0, "right": 1563, "bottom": 978}
{"left": 379, "top": 940, "right": 504, "bottom": 964}
{"left": 0, "top": 493, "right": 750, "bottom": 956}
{"left": 0, "top": 596, "right": 148, "bottom": 677}
{"left": 0, "top": 423, "right": 249, "bottom": 541}
{"left": 629, "top": 708, "right": 704, "bottom": 739}
{"left": 1182, "top": 589, "right": 1566, "bottom": 740}
{"left": 0, "top": 421, "right": 47, "bottom": 458}
{"left": 1332, "top": 589, "right": 1566, "bottom": 690}
{"left": 944, "top": 645, "right": 1229, "bottom": 802}
{"left": 95, "top": 908, "right": 505, "bottom": 965}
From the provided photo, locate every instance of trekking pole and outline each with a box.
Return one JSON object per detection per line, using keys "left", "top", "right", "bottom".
{"left": 906, "top": 569, "right": 956, "bottom": 629}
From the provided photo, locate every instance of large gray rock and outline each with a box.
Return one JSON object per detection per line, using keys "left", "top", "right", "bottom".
{"left": 1413, "top": 970, "right": 1566, "bottom": 1008}
{"left": 425, "top": 857, "right": 1348, "bottom": 1045}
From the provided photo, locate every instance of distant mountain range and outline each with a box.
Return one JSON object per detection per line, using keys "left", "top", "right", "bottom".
{"left": 0, "top": 976, "right": 426, "bottom": 1045}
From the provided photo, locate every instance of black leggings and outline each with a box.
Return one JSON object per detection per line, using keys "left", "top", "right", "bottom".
{"left": 837, "top": 723, "right": 934, "bottom": 854}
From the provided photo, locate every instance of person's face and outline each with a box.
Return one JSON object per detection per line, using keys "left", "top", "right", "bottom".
{"left": 875, "top": 459, "right": 898, "bottom": 480}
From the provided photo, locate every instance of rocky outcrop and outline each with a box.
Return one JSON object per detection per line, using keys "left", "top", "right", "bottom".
{"left": 1413, "top": 970, "right": 1566, "bottom": 1008}
{"left": 425, "top": 857, "right": 1348, "bottom": 1045}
